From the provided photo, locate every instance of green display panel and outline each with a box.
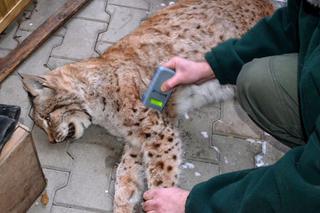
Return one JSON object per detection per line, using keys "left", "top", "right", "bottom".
{"left": 150, "top": 98, "right": 163, "bottom": 108}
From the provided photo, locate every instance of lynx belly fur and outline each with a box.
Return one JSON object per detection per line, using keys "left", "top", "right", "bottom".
{"left": 22, "top": 0, "right": 274, "bottom": 212}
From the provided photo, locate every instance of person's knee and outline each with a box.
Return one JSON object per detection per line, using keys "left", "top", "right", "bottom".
{"left": 236, "top": 57, "right": 270, "bottom": 108}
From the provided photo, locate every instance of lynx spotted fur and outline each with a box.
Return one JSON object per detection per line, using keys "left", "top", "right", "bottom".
{"left": 22, "top": 0, "right": 274, "bottom": 212}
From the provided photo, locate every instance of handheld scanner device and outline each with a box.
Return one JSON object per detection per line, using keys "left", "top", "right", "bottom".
{"left": 142, "top": 66, "right": 175, "bottom": 111}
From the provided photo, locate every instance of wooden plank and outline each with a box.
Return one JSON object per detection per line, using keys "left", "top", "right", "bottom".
{"left": 4, "top": 0, "right": 20, "bottom": 9}
{"left": 0, "top": 0, "right": 9, "bottom": 18}
{"left": 0, "top": 124, "right": 29, "bottom": 160}
{"left": 0, "top": 0, "right": 31, "bottom": 33}
{"left": 0, "top": 0, "right": 92, "bottom": 83}
{"left": 0, "top": 124, "right": 46, "bottom": 212}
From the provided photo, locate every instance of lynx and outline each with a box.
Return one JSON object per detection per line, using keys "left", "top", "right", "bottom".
{"left": 22, "top": 0, "right": 274, "bottom": 212}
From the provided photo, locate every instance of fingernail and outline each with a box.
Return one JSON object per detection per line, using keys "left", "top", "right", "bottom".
{"left": 161, "top": 84, "right": 166, "bottom": 92}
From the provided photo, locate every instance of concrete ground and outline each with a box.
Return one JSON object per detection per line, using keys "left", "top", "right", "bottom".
{"left": 0, "top": 0, "right": 288, "bottom": 212}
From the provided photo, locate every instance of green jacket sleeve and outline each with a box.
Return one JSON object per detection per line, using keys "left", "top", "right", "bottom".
{"left": 185, "top": 117, "right": 320, "bottom": 213}
{"left": 205, "top": 0, "right": 300, "bottom": 85}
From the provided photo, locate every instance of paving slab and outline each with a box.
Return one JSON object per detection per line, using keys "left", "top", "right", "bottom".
{"left": 51, "top": 18, "right": 105, "bottom": 60}
{"left": 24, "top": 1, "right": 36, "bottom": 12}
{"left": 262, "top": 132, "right": 290, "bottom": 153}
{"left": 213, "top": 99, "right": 263, "bottom": 139}
{"left": 13, "top": 29, "right": 31, "bottom": 43}
{"left": 52, "top": 206, "right": 99, "bottom": 213}
{"left": 212, "top": 135, "right": 262, "bottom": 174}
{"left": 273, "top": 0, "right": 287, "bottom": 8}
{"left": 46, "top": 57, "right": 77, "bottom": 70}
{"left": 76, "top": 0, "right": 110, "bottom": 22}
{"left": 148, "top": 0, "right": 177, "bottom": 15}
{"left": 108, "top": 0, "right": 149, "bottom": 10}
{"left": 28, "top": 169, "right": 70, "bottom": 213}
{"left": 253, "top": 139, "right": 285, "bottom": 167}
{"left": 98, "top": 5, "right": 148, "bottom": 43}
{"left": 19, "top": 0, "right": 67, "bottom": 32}
{"left": 0, "top": 49, "right": 10, "bottom": 57}
{"left": 16, "top": 25, "right": 64, "bottom": 46}
{"left": 0, "top": 75, "right": 33, "bottom": 129}
{"left": 12, "top": 31, "right": 63, "bottom": 76}
{"left": 54, "top": 142, "right": 117, "bottom": 212}
{"left": 94, "top": 40, "right": 113, "bottom": 55}
{"left": 75, "top": 125, "right": 124, "bottom": 151}
{"left": 32, "top": 126, "right": 74, "bottom": 170}
{"left": 0, "top": 23, "right": 19, "bottom": 50}
{"left": 179, "top": 104, "right": 220, "bottom": 163}
{"left": 179, "top": 160, "right": 219, "bottom": 190}
{"left": 107, "top": 164, "right": 118, "bottom": 200}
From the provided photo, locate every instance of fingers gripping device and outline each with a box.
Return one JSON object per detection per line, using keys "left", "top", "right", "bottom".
{"left": 142, "top": 66, "right": 175, "bottom": 111}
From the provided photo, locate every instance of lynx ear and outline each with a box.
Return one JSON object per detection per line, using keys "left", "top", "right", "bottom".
{"left": 21, "top": 74, "right": 50, "bottom": 97}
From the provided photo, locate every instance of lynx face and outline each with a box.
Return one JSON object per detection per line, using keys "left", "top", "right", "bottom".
{"left": 22, "top": 74, "right": 92, "bottom": 143}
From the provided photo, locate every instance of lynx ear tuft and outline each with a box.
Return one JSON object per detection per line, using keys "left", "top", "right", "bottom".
{"left": 21, "top": 74, "right": 49, "bottom": 97}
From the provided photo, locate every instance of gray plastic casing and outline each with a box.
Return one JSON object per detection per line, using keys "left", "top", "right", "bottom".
{"left": 142, "top": 66, "right": 175, "bottom": 111}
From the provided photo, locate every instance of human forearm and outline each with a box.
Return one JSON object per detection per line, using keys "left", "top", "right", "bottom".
{"left": 206, "top": 2, "right": 300, "bottom": 85}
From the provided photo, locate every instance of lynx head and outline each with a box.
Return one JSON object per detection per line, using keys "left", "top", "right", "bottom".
{"left": 22, "top": 72, "right": 92, "bottom": 143}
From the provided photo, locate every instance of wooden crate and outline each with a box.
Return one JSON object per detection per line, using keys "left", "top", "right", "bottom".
{"left": 0, "top": 124, "right": 46, "bottom": 212}
{"left": 0, "top": 0, "right": 32, "bottom": 33}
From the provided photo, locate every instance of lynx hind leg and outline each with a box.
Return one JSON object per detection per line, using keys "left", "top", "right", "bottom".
{"left": 143, "top": 126, "right": 182, "bottom": 189}
{"left": 113, "top": 144, "right": 145, "bottom": 213}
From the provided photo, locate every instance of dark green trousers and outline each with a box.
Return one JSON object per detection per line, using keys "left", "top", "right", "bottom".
{"left": 236, "top": 54, "right": 305, "bottom": 147}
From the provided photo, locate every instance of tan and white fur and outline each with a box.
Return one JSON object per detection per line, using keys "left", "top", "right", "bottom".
{"left": 22, "top": 0, "right": 274, "bottom": 212}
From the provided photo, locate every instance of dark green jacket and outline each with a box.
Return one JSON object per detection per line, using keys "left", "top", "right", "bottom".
{"left": 186, "top": 0, "right": 320, "bottom": 212}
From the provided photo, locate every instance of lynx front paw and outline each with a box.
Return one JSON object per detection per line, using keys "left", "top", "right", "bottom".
{"left": 113, "top": 203, "right": 136, "bottom": 213}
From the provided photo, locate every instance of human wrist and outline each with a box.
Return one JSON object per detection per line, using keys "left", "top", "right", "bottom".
{"left": 199, "top": 61, "right": 215, "bottom": 79}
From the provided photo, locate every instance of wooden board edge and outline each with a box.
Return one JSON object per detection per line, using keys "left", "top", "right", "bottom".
{"left": 0, "top": 125, "right": 28, "bottom": 161}
{"left": 0, "top": 0, "right": 32, "bottom": 33}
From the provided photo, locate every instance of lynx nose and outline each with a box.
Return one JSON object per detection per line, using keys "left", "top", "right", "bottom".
{"left": 47, "top": 133, "right": 57, "bottom": 144}
{"left": 48, "top": 138, "right": 57, "bottom": 144}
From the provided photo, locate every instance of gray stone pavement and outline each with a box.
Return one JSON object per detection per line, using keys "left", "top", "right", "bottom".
{"left": 0, "top": 0, "right": 287, "bottom": 212}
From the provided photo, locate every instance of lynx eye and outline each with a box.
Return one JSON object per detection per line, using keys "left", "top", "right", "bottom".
{"left": 45, "top": 116, "right": 52, "bottom": 126}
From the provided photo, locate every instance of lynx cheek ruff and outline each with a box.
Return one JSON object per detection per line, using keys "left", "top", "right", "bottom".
{"left": 142, "top": 66, "right": 175, "bottom": 111}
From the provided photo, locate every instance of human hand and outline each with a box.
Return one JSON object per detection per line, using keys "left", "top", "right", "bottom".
{"left": 161, "top": 57, "right": 215, "bottom": 92}
{"left": 143, "top": 187, "right": 189, "bottom": 213}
